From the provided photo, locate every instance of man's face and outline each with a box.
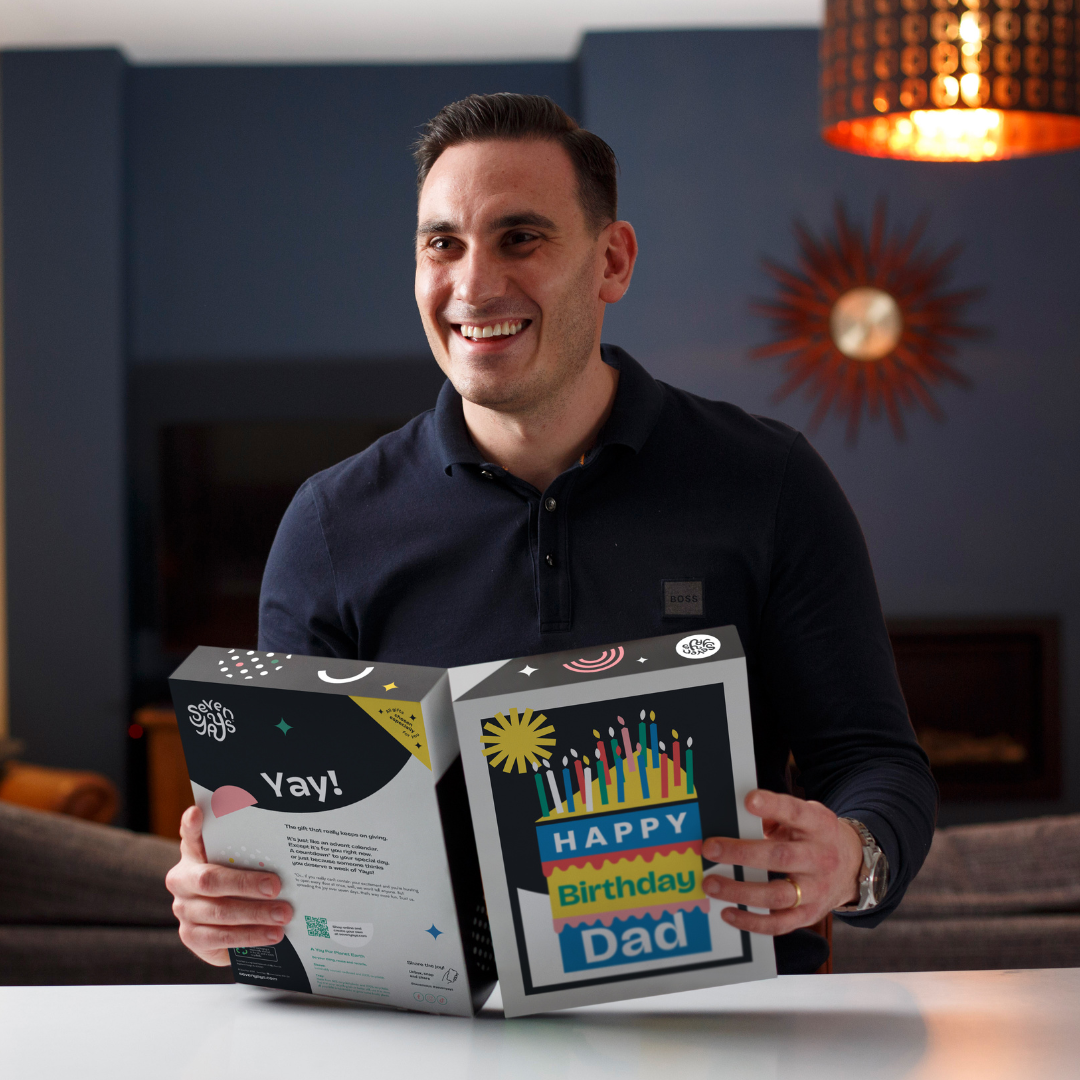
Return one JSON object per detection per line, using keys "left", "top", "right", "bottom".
{"left": 415, "top": 138, "right": 608, "bottom": 415}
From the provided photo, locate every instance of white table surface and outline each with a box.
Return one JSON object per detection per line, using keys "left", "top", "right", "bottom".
{"left": 3, "top": 969, "right": 1078, "bottom": 1080}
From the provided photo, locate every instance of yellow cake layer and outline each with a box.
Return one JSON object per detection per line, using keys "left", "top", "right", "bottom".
{"left": 546, "top": 847, "right": 705, "bottom": 920}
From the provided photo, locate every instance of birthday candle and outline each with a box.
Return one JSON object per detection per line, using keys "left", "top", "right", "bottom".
{"left": 650, "top": 717, "right": 658, "bottom": 768}
{"left": 583, "top": 759, "right": 594, "bottom": 812}
{"left": 597, "top": 755, "right": 609, "bottom": 804}
{"left": 638, "top": 714, "right": 647, "bottom": 774}
{"left": 618, "top": 717, "right": 636, "bottom": 771}
{"left": 573, "top": 755, "right": 586, "bottom": 802}
{"left": 594, "top": 730, "right": 611, "bottom": 785}
{"left": 660, "top": 749, "right": 669, "bottom": 799}
{"left": 673, "top": 730, "right": 681, "bottom": 787}
{"left": 545, "top": 762, "right": 564, "bottom": 814}
{"left": 534, "top": 766, "right": 550, "bottom": 817}
{"left": 612, "top": 742, "right": 626, "bottom": 802}
{"left": 638, "top": 742, "right": 651, "bottom": 800}
{"left": 562, "top": 758, "right": 576, "bottom": 813}
{"left": 686, "top": 738, "right": 694, "bottom": 795}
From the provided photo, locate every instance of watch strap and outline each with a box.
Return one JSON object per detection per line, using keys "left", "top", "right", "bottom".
{"left": 834, "top": 817, "right": 887, "bottom": 913}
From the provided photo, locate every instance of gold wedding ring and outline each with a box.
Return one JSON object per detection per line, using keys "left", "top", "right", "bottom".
{"left": 786, "top": 876, "right": 803, "bottom": 909}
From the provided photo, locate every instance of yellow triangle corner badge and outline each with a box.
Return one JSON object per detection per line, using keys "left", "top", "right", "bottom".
{"left": 350, "top": 697, "right": 430, "bottom": 769}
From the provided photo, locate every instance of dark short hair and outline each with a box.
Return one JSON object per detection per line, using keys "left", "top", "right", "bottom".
{"left": 413, "top": 93, "right": 618, "bottom": 233}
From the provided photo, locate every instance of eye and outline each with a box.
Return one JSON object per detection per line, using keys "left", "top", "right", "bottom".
{"left": 429, "top": 236, "right": 457, "bottom": 251}
{"left": 504, "top": 230, "right": 541, "bottom": 247}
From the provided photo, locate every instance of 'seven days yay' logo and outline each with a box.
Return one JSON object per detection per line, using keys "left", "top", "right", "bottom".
{"left": 676, "top": 634, "right": 720, "bottom": 659}
{"left": 188, "top": 700, "right": 235, "bottom": 741}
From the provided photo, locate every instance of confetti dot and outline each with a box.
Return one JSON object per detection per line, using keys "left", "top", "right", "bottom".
{"left": 259, "top": 862, "right": 264, "bottom": 867}
{"left": 240, "top": 669, "right": 248, "bottom": 673}
{"left": 266, "top": 653, "right": 275, "bottom": 657}
{"left": 255, "top": 664, "right": 263, "bottom": 669}
{"left": 247, "top": 650, "right": 255, "bottom": 655}
{"left": 231, "top": 655, "right": 240, "bottom": 660}
{"left": 261, "top": 671, "right": 268, "bottom": 676}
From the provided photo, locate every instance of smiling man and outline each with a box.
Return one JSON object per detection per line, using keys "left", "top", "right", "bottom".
{"left": 167, "top": 94, "right": 936, "bottom": 976}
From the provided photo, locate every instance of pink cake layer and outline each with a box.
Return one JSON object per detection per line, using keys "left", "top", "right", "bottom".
{"left": 553, "top": 898, "right": 710, "bottom": 931}
{"left": 541, "top": 840, "right": 702, "bottom": 877}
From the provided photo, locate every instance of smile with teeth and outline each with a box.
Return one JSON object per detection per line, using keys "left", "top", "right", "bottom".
{"left": 459, "top": 320, "right": 526, "bottom": 339}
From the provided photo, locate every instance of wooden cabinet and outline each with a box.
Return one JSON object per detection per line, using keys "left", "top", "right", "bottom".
{"left": 134, "top": 706, "right": 191, "bottom": 840}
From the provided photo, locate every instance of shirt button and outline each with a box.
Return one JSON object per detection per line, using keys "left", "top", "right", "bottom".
{"left": 545, "top": 554, "right": 555, "bottom": 567}
{"left": 481, "top": 470, "right": 494, "bottom": 480}
{"left": 544, "top": 497, "right": 557, "bottom": 512}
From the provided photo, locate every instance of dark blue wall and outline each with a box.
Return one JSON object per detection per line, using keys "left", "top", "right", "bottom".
{"left": 128, "top": 63, "right": 576, "bottom": 361}
{"left": 1, "top": 50, "right": 128, "bottom": 787}
{"left": 579, "top": 29, "right": 1080, "bottom": 822}
{"left": 4, "top": 36, "right": 1079, "bottom": 823}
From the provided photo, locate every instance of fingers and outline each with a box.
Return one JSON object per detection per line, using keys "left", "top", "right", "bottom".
{"left": 179, "top": 921, "right": 287, "bottom": 965}
{"left": 719, "top": 903, "right": 812, "bottom": 937}
{"left": 744, "top": 789, "right": 825, "bottom": 830}
{"left": 703, "top": 872, "right": 800, "bottom": 911}
{"left": 701, "top": 836, "right": 822, "bottom": 873}
{"left": 169, "top": 859, "right": 282, "bottom": 902}
{"left": 178, "top": 804, "right": 207, "bottom": 862}
{"left": 704, "top": 872, "right": 826, "bottom": 936}
{"left": 173, "top": 896, "right": 292, "bottom": 929}
{"left": 167, "top": 804, "right": 292, "bottom": 968}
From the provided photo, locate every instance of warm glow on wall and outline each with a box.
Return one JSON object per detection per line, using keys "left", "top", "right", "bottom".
{"left": 821, "top": 0, "right": 1080, "bottom": 162}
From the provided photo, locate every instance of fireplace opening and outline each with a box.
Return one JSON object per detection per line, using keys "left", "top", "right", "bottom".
{"left": 888, "top": 618, "right": 1060, "bottom": 801}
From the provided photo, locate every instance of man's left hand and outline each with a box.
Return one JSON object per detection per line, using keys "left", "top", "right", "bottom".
{"left": 701, "top": 789, "right": 864, "bottom": 935}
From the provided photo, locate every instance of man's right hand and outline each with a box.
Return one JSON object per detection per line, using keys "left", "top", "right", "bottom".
{"left": 166, "top": 805, "right": 293, "bottom": 966}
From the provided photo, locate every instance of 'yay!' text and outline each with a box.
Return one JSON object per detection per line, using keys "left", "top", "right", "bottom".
{"left": 261, "top": 771, "right": 343, "bottom": 803}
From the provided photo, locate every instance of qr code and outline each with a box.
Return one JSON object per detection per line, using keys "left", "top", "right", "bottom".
{"left": 305, "top": 916, "right": 330, "bottom": 938}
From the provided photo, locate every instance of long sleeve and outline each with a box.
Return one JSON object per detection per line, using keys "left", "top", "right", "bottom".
{"left": 758, "top": 434, "right": 938, "bottom": 926}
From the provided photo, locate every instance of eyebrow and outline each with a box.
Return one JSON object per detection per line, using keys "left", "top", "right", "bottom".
{"left": 415, "top": 210, "right": 558, "bottom": 239}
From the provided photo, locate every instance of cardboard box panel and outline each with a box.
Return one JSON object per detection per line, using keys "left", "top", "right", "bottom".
{"left": 170, "top": 647, "right": 495, "bottom": 1015}
{"left": 451, "top": 627, "right": 776, "bottom": 1017}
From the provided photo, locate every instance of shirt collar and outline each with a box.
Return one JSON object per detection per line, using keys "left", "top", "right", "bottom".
{"left": 435, "top": 344, "right": 665, "bottom": 475}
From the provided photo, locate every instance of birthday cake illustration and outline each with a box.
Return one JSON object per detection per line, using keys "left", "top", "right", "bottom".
{"left": 482, "top": 706, "right": 710, "bottom": 974}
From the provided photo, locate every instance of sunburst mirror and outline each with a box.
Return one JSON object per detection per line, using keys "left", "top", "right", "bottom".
{"left": 752, "top": 204, "right": 981, "bottom": 441}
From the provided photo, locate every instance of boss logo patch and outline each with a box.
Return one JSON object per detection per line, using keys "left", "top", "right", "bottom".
{"left": 663, "top": 580, "right": 703, "bottom": 617}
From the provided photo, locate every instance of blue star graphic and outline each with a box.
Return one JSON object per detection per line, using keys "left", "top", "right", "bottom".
{"left": 275, "top": 719, "right": 292, "bottom": 735}
{"left": 425, "top": 924, "right": 443, "bottom": 940}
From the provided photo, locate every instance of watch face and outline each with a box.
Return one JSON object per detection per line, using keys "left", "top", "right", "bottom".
{"left": 870, "top": 852, "right": 890, "bottom": 904}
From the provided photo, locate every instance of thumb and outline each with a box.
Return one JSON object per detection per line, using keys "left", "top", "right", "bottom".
{"left": 179, "top": 804, "right": 208, "bottom": 863}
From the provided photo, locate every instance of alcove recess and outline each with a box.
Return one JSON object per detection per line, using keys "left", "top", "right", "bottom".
{"left": 888, "top": 618, "right": 1060, "bottom": 801}
{"left": 128, "top": 357, "right": 445, "bottom": 700}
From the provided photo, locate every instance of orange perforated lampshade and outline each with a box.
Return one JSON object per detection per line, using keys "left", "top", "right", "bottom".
{"left": 821, "top": 0, "right": 1080, "bottom": 162}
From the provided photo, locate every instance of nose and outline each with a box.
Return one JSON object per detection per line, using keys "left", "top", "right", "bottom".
{"left": 453, "top": 244, "right": 507, "bottom": 309}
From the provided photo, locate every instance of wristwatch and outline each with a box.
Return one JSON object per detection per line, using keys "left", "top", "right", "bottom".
{"left": 833, "top": 817, "right": 889, "bottom": 913}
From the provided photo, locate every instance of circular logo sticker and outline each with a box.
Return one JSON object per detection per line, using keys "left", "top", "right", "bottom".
{"left": 676, "top": 634, "right": 721, "bottom": 659}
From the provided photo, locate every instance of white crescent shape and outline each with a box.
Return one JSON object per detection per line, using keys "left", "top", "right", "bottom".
{"left": 317, "top": 666, "right": 374, "bottom": 684}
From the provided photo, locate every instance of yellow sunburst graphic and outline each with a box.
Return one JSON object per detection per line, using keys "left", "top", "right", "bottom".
{"left": 481, "top": 707, "right": 556, "bottom": 773}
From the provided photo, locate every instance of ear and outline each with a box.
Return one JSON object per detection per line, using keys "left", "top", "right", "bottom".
{"left": 598, "top": 221, "right": 638, "bottom": 304}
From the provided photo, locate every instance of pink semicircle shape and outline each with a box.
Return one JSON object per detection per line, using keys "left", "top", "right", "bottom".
{"left": 211, "top": 785, "right": 258, "bottom": 818}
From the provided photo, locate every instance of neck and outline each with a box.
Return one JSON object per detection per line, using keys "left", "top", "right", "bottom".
{"left": 462, "top": 349, "right": 619, "bottom": 492}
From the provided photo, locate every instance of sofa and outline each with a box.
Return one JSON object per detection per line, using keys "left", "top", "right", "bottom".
{"left": 833, "top": 814, "right": 1080, "bottom": 972}
{"left": 0, "top": 800, "right": 231, "bottom": 985}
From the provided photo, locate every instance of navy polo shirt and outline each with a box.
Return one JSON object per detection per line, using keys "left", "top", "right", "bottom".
{"left": 260, "top": 345, "right": 937, "bottom": 972}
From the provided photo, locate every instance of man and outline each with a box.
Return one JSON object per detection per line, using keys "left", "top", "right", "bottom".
{"left": 167, "top": 94, "right": 936, "bottom": 975}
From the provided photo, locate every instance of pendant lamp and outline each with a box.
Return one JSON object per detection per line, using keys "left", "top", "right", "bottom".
{"left": 821, "top": 0, "right": 1080, "bottom": 161}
